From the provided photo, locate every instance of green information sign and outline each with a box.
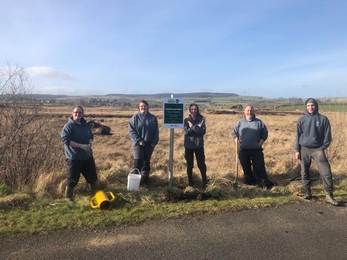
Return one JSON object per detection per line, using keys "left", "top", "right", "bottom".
{"left": 163, "top": 98, "right": 184, "bottom": 128}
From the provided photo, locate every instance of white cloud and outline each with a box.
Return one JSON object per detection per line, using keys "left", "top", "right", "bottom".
{"left": 26, "top": 67, "right": 74, "bottom": 80}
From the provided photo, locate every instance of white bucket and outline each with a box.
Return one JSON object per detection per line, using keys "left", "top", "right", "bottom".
{"left": 127, "top": 173, "right": 142, "bottom": 191}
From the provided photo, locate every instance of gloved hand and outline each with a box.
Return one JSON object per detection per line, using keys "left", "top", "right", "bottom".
{"left": 80, "top": 144, "right": 92, "bottom": 156}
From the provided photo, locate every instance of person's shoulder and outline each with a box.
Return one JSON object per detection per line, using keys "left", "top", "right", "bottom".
{"left": 63, "top": 118, "right": 74, "bottom": 126}
{"left": 130, "top": 112, "right": 139, "bottom": 119}
{"left": 297, "top": 114, "right": 309, "bottom": 121}
{"left": 236, "top": 117, "right": 244, "bottom": 123}
{"left": 318, "top": 113, "right": 328, "bottom": 119}
{"left": 149, "top": 112, "right": 158, "bottom": 119}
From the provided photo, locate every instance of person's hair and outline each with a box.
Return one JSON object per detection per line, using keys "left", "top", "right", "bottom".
{"left": 189, "top": 103, "right": 202, "bottom": 117}
{"left": 244, "top": 104, "right": 254, "bottom": 111}
{"left": 138, "top": 100, "right": 149, "bottom": 110}
{"left": 73, "top": 105, "right": 84, "bottom": 114}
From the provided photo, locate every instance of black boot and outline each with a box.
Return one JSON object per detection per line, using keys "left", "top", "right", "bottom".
{"left": 326, "top": 192, "right": 339, "bottom": 206}
{"left": 201, "top": 170, "right": 208, "bottom": 189}
{"left": 90, "top": 182, "right": 97, "bottom": 196}
{"left": 64, "top": 186, "right": 74, "bottom": 202}
{"left": 187, "top": 169, "right": 194, "bottom": 186}
{"left": 303, "top": 187, "right": 312, "bottom": 200}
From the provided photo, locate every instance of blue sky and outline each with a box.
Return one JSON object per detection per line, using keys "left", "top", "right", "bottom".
{"left": 1, "top": 0, "right": 346, "bottom": 98}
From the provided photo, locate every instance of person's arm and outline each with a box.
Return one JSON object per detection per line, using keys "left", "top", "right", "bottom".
{"left": 322, "top": 117, "right": 332, "bottom": 150}
{"left": 258, "top": 139, "right": 265, "bottom": 147}
{"left": 294, "top": 120, "right": 302, "bottom": 160}
{"left": 128, "top": 115, "right": 142, "bottom": 144}
{"left": 232, "top": 122, "right": 241, "bottom": 146}
{"left": 184, "top": 117, "right": 193, "bottom": 136}
{"left": 191, "top": 117, "right": 206, "bottom": 135}
{"left": 69, "top": 140, "right": 81, "bottom": 148}
{"left": 295, "top": 152, "right": 301, "bottom": 160}
{"left": 152, "top": 116, "right": 159, "bottom": 147}
{"left": 259, "top": 121, "right": 268, "bottom": 147}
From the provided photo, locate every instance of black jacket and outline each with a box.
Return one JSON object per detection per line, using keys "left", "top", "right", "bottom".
{"left": 184, "top": 114, "right": 206, "bottom": 150}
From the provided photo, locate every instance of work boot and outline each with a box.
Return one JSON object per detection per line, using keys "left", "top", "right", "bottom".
{"left": 187, "top": 169, "right": 194, "bottom": 187}
{"left": 64, "top": 186, "right": 74, "bottom": 202}
{"left": 325, "top": 192, "right": 339, "bottom": 206}
{"left": 201, "top": 169, "right": 208, "bottom": 189}
{"left": 90, "top": 182, "right": 98, "bottom": 195}
{"left": 303, "top": 187, "right": 312, "bottom": 200}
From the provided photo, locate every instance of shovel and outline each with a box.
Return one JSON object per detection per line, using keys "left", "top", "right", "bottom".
{"left": 233, "top": 138, "right": 239, "bottom": 190}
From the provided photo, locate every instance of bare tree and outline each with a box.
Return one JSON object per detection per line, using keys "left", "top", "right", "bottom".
{"left": 0, "top": 63, "right": 63, "bottom": 191}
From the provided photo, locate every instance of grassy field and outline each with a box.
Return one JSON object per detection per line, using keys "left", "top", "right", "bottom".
{"left": 1, "top": 104, "right": 347, "bottom": 237}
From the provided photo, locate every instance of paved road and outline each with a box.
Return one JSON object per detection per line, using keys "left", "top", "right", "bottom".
{"left": 1, "top": 201, "right": 346, "bottom": 260}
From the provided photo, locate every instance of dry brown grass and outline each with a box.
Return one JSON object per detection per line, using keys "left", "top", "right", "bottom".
{"left": 40, "top": 106, "right": 347, "bottom": 197}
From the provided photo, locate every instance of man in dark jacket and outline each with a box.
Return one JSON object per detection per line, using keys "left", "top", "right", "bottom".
{"left": 184, "top": 103, "right": 208, "bottom": 188}
{"left": 294, "top": 98, "right": 339, "bottom": 206}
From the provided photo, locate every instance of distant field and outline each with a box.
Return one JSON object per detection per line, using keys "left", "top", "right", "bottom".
{"left": 49, "top": 94, "right": 347, "bottom": 112}
{"left": 45, "top": 106, "right": 347, "bottom": 183}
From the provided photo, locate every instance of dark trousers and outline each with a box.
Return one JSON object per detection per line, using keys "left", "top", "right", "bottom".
{"left": 132, "top": 142, "right": 155, "bottom": 176}
{"left": 238, "top": 149, "right": 269, "bottom": 186}
{"left": 185, "top": 147, "right": 207, "bottom": 185}
{"left": 300, "top": 146, "right": 333, "bottom": 193}
{"left": 66, "top": 157, "right": 97, "bottom": 187}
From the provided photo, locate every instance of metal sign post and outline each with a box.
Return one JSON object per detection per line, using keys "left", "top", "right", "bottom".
{"left": 163, "top": 95, "right": 184, "bottom": 188}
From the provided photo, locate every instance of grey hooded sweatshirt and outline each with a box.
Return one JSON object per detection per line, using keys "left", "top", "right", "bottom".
{"left": 294, "top": 98, "right": 331, "bottom": 152}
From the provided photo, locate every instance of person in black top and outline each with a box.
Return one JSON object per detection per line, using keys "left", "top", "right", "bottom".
{"left": 184, "top": 103, "right": 208, "bottom": 188}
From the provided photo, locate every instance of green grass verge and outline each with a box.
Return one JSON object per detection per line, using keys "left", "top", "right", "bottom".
{"left": 1, "top": 186, "right": 346, "bottom": 238}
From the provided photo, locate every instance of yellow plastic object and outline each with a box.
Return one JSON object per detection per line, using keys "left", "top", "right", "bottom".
{"left": 90, "top": 190, "right": 116, "bottom": 210}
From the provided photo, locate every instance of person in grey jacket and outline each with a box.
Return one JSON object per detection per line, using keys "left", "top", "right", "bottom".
{"left": 128, "top": 100, "right": 159, "bottom": 185}
{"left": 61, "top": 106, "right": 97, "bottom": 201}
{"left": 184, "top": 103, "right": 208, "bottom": 188}
{"left": 232, "top": 105, "right": 274, "bottom": 189}
{"left": 294, "top": 98, "right": 339, "bottom": 206}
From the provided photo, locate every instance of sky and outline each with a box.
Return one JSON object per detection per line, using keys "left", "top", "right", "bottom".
{"left": 1, "top": 0, "right": 347, "bottom": 99}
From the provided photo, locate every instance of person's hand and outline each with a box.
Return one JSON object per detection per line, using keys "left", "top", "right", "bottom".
{"left": 80, "top": 144, "right": 92, "bottom": 156}
{"left": 258, "top": 139, "right": 264, "bottom": 148}
{"left": 139, "top": 141, "right": 145, "bottom": 146}
{"left": 187, "top": 121, "right": 193, "bottom": 128}
{"left": 295, "top": 152, "right": 301, "bottom": 160}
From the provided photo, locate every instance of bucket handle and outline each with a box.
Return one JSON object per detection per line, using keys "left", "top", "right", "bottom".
{"left": 90, "top": 197, "right": 99, "bottom": 209}
{"left": 130, "top": 168, "right": 141, "bottom": 175}
{"left": 106, "top": 191, "right": 116, "bottom": 202}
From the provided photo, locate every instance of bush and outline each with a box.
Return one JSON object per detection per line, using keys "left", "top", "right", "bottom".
{"left": 0, "top": 64, "right": 64, "bottom": 191}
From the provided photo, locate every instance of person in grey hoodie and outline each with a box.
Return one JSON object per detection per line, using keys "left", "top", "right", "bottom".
{"left": 184, "top": 103, "right": 208, "bottom": 188}
{"left": 61, "top": 106, "right": 97, "bottom": 201}
{"left": 294, "top": 98, "right": 339, "bottom": 206}
{"left": 128, "top": 100, "right": 159, "bottom": 185}
{"left": 232, "top": 105, "right": 274, "bottom": 189}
